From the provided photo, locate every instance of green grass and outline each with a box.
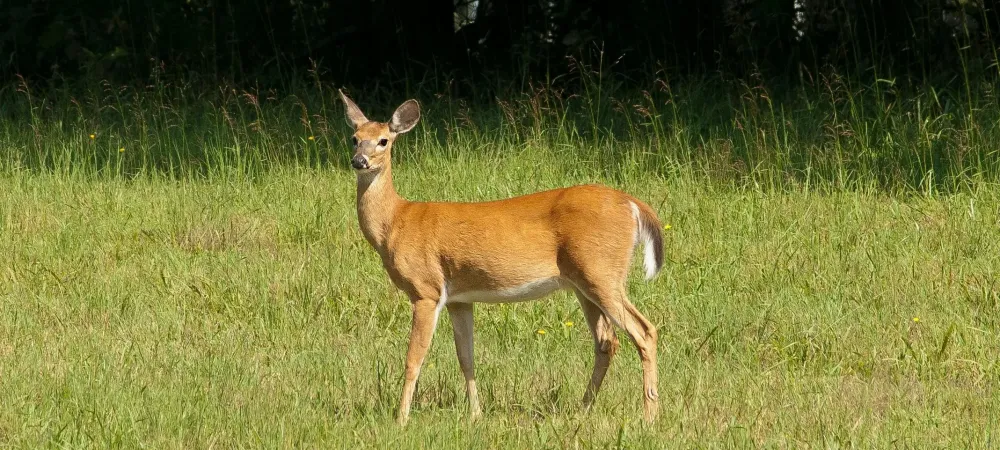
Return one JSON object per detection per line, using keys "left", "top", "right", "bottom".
{"left": 2, "top": 74, "right": 1000, "bottom": 447}
{"left": 2, "top": 154, "right": 1000, "bottom": 447}
{"left": 5, "top": 68, "right": 1000, "bottom": 191}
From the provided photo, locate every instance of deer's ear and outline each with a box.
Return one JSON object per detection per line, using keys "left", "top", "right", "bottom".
{"left": 338, "top": 89, "right": 369, "bottom": 129}
{"left": 389, "top": 100, "right": 420, "bottom": 134}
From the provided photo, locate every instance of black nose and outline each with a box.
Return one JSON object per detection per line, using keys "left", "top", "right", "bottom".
{"left": 351, "top": 154, "right": 369, "bottom": 170}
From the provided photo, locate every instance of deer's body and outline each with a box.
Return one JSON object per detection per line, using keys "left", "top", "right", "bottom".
{"left": 341, "top": 91, "right": 664, "bottom": 425}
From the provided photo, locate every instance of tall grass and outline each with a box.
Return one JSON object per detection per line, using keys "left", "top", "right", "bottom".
{"left": 3, "top": 62, "right": 999, "bottom": 192}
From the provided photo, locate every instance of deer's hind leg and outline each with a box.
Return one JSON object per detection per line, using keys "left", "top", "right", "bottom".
{"left": 576, "top": 281, "right": 659, "bottom": 423}
{"left": 575, "top": 289, "right": 620, "bottom": 408}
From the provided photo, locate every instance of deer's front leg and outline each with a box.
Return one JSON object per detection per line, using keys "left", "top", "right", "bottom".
{"left": 447, "top": 302, "right": 481, "bottom": 419}
{"left": 398, "top": 298, "right": 439, "bottom": 426}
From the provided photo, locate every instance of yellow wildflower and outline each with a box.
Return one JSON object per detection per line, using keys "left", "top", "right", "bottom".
{"left": 663, "top": 224, "right": 672, "bottom": 231}
{"left": 536, "top": 329, "right": 546, "bottom": 335}
{"left": 308, "top": 136, "right": 315, "bottom": 141}
{"left": 564, "top": 321, "right": 573, "bottom": 327}
{"left": 912, "top": 317, "right": 920, "bottom": 323}
{"left": 89, "top": 133, "right": 95, "bottom": 139}
{"left": 118, "top": 147, "right": 125, "bottom": 153}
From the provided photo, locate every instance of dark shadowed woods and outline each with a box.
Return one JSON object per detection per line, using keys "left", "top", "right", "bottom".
{"left": 4, "top": 0, "right": 997, "bottom": 89}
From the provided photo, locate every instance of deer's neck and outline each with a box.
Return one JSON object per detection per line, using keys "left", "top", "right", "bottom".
{"left": 356, "top": 166, "right": 404, "bottom": 251}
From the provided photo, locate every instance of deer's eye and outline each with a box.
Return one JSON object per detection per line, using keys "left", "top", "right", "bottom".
{"left": 378, "top": 138, "right": 388, "bottom": 147}
{"left": 351, "top": 136, "right": 358, "bottom": 146}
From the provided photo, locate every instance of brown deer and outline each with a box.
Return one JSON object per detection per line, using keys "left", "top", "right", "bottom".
{"left": 339, "top": 90, "right": 664, "bottom": 425}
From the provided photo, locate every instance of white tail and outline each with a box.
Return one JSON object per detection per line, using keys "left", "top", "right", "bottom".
{"left": 631, "top": 201, "right": 665, "bottom": 280}
{"left": 339, "top": 90, "right": 665, "bottom": 425}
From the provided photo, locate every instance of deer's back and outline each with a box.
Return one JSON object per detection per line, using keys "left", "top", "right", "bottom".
{"left": 381, "top": 184, "right": 640, "bottom": 297}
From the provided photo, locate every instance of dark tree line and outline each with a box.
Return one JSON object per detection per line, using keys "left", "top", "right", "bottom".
{"left": 2, "top": 0, "right": 997, "bottom": 87}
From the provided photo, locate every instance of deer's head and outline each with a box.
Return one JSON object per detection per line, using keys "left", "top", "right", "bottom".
{"left": 338, "top": 90, "right": 420, "bottom": 173}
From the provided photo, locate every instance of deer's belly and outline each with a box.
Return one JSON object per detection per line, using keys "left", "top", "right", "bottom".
{"left": 447, "top": 277, "right": 568, "bottom": 304}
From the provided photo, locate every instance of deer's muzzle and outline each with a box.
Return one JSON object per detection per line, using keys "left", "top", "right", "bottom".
{"left": 351, "top": 154, "right": 369, "bottom": 170}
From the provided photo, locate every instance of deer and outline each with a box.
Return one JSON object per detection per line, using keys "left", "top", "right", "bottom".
{"left": 338, "top": 90, "right": 665, "bottom": 425}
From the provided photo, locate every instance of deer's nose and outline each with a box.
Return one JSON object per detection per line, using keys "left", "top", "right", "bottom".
{"left": 351, "top": 154, "right": 369, "bottom": 170}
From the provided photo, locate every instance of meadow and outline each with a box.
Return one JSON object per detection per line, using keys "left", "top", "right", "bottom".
{"left": 1, "top": 71, "right": 999, "bottom": 447}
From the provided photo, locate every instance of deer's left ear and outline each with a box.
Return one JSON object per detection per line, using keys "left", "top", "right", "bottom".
{"left": 389, "top": 100, "right": 420, "bottom": 134}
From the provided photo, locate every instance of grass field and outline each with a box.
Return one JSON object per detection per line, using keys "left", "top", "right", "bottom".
{"left": 2, "top": 75, "right": 1000, "bottom": 447}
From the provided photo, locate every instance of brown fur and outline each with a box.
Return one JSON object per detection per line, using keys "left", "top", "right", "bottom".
{"left": 339, "top": 90, "right": 665, "bottom": 425}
